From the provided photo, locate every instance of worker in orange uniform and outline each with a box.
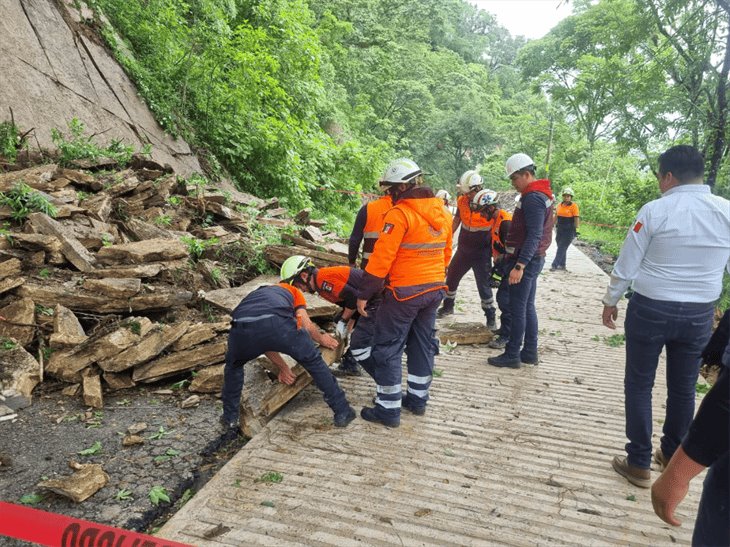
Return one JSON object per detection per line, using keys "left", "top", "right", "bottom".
{"left": 284, "top": 256, "right": 377, "bottom": 378}
{"left": 437, "top": 170, "right": 497, "bottom": 329}
{"left": 551, "top": 187, "right": 580, "bottom": 271}
{"left": 356, "top": 158, "right": 452, "bottom": 428}
{"left": 348, "top": 190, "right": 394, "bottom": 269}
{"left": 471, "top": 189, "right": 513, "bottom": 349}
{"left": 221, "top": 257, "right": 356, "bottom": 431}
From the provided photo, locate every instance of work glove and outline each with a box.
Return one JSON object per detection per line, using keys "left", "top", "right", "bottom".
{"left": 335, "top": 320, "right": 348, "bottom": 339}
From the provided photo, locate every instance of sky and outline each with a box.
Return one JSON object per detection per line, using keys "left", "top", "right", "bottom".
{"left": 470, "top": 0, "right": 573, "bottom": 40}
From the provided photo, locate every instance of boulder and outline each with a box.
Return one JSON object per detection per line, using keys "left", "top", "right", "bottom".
{"left": 0, "top": 297, "right": 36, "bottom": 346}
{"left": 0, "top": 342, "right": 40, "bottom": 402}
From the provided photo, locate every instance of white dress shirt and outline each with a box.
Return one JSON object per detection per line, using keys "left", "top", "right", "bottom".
{"left": 603, "top": 184, "right": 730, "bottom": 307}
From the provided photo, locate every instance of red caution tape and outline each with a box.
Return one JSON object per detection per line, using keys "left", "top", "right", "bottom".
{"left": 0, "top": 502, "right": 192, "bottom": 547}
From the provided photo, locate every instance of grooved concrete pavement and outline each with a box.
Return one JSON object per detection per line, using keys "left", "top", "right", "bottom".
{"left": 159, "top": 244, "right": 704, "bottom": 546}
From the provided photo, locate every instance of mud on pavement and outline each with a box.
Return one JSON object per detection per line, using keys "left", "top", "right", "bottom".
{"left": 0, "top": 380, "right": 244, "bottom": 544}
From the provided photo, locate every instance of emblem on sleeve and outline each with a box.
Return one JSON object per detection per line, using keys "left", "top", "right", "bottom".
{"left": 383, "top": 223, "right": 394, "bottom": 234}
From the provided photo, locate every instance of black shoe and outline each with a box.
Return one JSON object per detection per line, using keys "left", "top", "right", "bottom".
{"left": 487, "top": 353, "right": 521, "bottom": 369}
{"left": 402, "top": 397, "right": 426, "bottom": 416}
{"left": 437, "top": 300, "right": 455, "bottom": 318}
{"left": 486, "top": 309, "right": 497, "bottom": 330}
{"left": 360, "top": 406, "right": 400, "bottom": 428}
{"left": 520, "top": 353, "right": 539, "bottom": 365}
{"left": 493, "top": 326, "right": 506, "bottom": 337}
{"left": 488, "top": 335, "right": 508, "bottom": 349}
{"left": 333, "top": 406, "right": 356, "bottom": 427}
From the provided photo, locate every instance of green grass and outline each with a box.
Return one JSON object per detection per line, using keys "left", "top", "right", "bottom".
{"left": 577, "top": 223, "right": 626, "bottom": 257}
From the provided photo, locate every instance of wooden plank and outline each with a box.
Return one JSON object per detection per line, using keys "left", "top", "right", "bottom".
{"left": 264, "top": 244, "right": 348, "bottom": 267}
{"left": 437, "top": 322, "right": 493, "bottom": 345}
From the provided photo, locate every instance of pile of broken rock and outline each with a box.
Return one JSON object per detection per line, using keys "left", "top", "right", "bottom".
{"left": 0, "top": 155, "right": 350, "bottom": 420}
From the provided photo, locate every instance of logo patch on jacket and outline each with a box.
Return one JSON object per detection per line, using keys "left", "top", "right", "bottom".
{"left": 321, "top": 281, "right": 333, "bottom": 292}
{"left": 383, "top": 223, "right": 394, "bottom": 234}
{"left": 633, "top": 221, "right": 643, "bottom": 233}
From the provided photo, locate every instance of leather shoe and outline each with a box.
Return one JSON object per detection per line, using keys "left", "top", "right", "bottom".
{"left": 654, "top": 448, "right": 669, "bottom": 471}
{"left": 612, "top": 455, "right": 651, "bottom": 488}
{"left": 487, "top": 353, "right": 521, "bottom": 369}
{"left": 520, "top": 352, "right": 539, "bottom": 365}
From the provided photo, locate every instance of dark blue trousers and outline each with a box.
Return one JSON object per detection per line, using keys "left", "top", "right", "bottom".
{"left": 221, "top": 316, "right": 349, "bottom": 423}
{"left": 350, "top": 296, "right": 381, "bottom": 378}
{"left": 370, "top": 289, "right": 444, "bottom": 417}
{"left": 505, "top": 256, "right": 545, "bottom": 359}
{"left": 623, "top": 294, "right": 714, "bottom": 469}
{"left": 693, "top": 451, "right": 730, "bottom": 546}
{"left": 445, "top": 247, "right": 494, "bottom": 314}
{"left": 551, "top": 229, "right": 574, "bottom": 269}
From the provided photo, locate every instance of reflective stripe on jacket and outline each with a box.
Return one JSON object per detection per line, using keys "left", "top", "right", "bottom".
{"left": 366, "top": 196, "right": 452, "bottom": 288}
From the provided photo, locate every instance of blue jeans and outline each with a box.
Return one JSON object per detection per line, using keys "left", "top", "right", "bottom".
{"left": 221, "top": 316, "right": 349, "bottom": 423}
{"left": 623, "top": 294, "right": 714, "bottom": 469}
{"left": 505, "top": 256, "right": 545, "bottom": 358}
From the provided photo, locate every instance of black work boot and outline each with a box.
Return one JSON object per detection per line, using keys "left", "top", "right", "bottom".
{"left": 361, "top": 406, "right": 400, "bottom": 428}
{"left": 437, "top": 298, "right": 455, "bottom": 318}
{"left": 333, "top": 406, "right": 356, "bottom": 427}
{"left": 334, "top": 350, "right": 362, "bottom": 377}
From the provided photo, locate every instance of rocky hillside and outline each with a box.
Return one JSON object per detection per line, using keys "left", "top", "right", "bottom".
{"left": 0, "top": 155, "right": 350, "bottom": 422}
{"left": 1, "top": 0, "right": 200, "bottom": 175}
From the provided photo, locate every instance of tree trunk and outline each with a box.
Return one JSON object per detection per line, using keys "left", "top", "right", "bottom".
{"left": 706, "top": 19, "right": 730, "bottom": 189}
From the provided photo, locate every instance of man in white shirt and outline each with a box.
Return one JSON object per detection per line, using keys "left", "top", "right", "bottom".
{"left": 602, "top": 145, "right": 730, "bottom": 488}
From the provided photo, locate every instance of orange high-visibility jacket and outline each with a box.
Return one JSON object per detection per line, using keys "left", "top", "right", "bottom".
{"left": 362, "top": 196, "right": 394, "bottom": 263}
{"left": 491, "top": 209, "right": 512, "bottom": 254}
{"left": 314, "top": 266, "right": 352, "bottom": 305}
{"left": 366, "top": 196, "right": 452, "bottom": 288}
{"left": 456, "top": 195, "right": 493, "bottom": 232}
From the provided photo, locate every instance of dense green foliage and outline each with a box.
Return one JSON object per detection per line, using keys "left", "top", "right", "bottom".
{"left": 85, "top": 0, "right": 728, "bottom": 236}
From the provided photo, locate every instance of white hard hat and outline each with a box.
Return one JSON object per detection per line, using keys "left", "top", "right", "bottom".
{"left": 458, "top": 170, "right": 483, "bottom": 194}
{"left": 379, "top": 158, "right": 422, "bottom": 185}
{"left": 435, "top": 189, "right": 451, "bottom": 202}
{"left": 561, "top": 187, "right": 575, "bottom": 196}
{"left": 505, "top": 153, "right": 535, "bottom": 177}
{"left": 471, "top": 189, "right": 498, "bottom": 211}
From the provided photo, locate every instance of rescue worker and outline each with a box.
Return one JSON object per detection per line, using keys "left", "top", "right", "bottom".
{"left": 437, "top": 170, "right": 497, "bottom": 329}
{"left": 356, "top": 158, "right": 452, "bottom": 428}
{"left": 348, "top": 189, "right": 394, "bottom": 269}
{"left": 220, "top": 257, "right": 356, "bottom": 430}
{"left": 471, "top": 189, "right": 513, "bottom": 349}
{"left": 551, "top": 187, "right": 580, "bottom": 271}
{"left": 488, "top": 153, "right": 554, "bottom": 368}
{"left": 436, "top": 189, "right": 452, "bottom": 207}
{"left": 284, "top": 256, "right": 377, "bottom": 378}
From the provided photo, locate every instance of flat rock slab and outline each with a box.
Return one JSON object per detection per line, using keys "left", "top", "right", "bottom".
{"left": 98, "top": 321, "right": 190, "bottom": 372}
{"left": 82, "top": 277, "right": 142, "bottom": 298}
{"left": 97, "top": 238, "right": 188, "bottom": 264}
{"left": 46, "top": 318, "right": 152, "bottom": 382}
{"left": 203, "top": 276, "right": 339, "bottom": 318}
{"left": 38, "top": 464, "right": 109, "bottom": 503}
{"left": 28, "top": 212, "right": 97, "bottom": 272}
{"left": 132, "top": 339, "right": 227, "bottom": 383}
{"left": 18, "top": 283, "right": 192, "bottom": 313}
{"left": 437, "top": 321, "right": 493, "bottom": 345}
